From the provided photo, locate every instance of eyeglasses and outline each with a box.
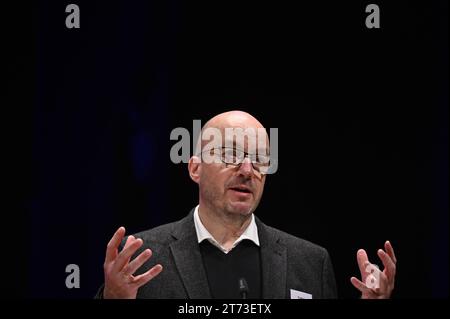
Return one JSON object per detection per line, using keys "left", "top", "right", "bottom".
{"left": 201, "top": 147, "right": 271, "bottom": 175}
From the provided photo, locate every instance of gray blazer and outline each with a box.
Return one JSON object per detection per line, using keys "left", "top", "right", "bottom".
{"left": 97, "top": 209, "right": 337, "bottom": 299}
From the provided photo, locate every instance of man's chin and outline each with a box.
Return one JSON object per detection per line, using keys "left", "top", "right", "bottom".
{"left": 226, "top": 201, "right": 254, "bottom": 216}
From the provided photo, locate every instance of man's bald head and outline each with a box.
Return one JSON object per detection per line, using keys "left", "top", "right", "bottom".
{"left": 195, "top": 110, "right": 269, "bottom": 155}
{"left": 203, "top": 110, "right": 265, "bottom": 132}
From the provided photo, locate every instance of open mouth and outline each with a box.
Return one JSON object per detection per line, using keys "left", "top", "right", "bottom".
{"left": 229, "top": 186, "right": 252, "bottom": 194}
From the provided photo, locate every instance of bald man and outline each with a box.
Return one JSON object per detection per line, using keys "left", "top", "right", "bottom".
{"left": 98, "top": 111, "right": 396, "bottom": 299}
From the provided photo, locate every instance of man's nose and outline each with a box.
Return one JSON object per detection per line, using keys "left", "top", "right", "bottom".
{"left": 238, "top": 157, "right": 254, "bottom": 177}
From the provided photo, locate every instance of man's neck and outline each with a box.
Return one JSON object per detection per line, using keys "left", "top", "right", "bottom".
{"left": 198, "top": 203, "right": 252, "bottom": 251}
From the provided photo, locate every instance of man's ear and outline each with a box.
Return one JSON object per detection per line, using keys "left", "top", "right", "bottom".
{"left": 188, "top": 156, "right": 201, "bottom": 184}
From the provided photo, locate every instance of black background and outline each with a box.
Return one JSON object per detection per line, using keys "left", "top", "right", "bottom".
{"left": 5, "top": 0, "right": 448, "bottom": 298}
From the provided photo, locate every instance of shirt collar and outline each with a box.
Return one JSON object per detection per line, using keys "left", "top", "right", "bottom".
{"left": 193, "top": 205, "right": 260, "bottom": 254}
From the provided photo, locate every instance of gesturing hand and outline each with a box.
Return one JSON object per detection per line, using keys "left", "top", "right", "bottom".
{"left": 103, "top": 227, "right": 163, "bottom": 299}
{"left": 350, "top": 241, "right": 397, "bottom": 299}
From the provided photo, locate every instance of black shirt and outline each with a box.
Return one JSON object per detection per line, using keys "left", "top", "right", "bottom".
{"left": 199, "top": 239, "right": 262, "bottom": 299}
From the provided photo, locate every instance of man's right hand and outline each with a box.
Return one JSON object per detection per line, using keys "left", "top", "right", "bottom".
{"left": 103, "top": 227, "right": 163, "bottom": 299}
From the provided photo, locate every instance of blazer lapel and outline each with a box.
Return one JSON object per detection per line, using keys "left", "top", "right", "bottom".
{"left": 256, "top": 218, "right": 287, "bottom": 298}
{"left": 170, "top": 211, "right": 211, "bottom": 299}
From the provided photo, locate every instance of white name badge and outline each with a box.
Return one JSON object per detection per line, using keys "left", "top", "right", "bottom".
{"left": 290, "top": 289, "right": 313, "bottom": 299}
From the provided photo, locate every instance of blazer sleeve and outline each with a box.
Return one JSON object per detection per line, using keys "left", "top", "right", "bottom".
{"left": 321, "top": 250, "right": 338, "bottom": 299}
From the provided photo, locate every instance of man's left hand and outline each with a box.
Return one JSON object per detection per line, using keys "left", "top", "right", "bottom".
{"left": 350, "top": 241, "right": 397, "bottom": 299}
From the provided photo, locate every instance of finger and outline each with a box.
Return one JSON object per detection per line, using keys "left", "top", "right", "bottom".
{"left": 356, "top": 249, "right": 370, "bottom": 279}
{"left": 114, "top": 238, "right": 144, "bottom": 272}
{"left": 124, "top": 235, "right": 136, "bottom": 250}
{"left": 124, "top": 249, "right": 153, "bottom": 276}
{"left": 384, "top": 241, "right": 397, "bottom": 264}
{"left": 105, "top": 227, "right": 126, "bottom": 264}
{"left": 122, "top": 235, "right": 136, "bottom": 265}
{"left": 350, "top": 276, "right": 373, "bottom": 295}
{"left": 377, "top": 249, "right": 396, "bottom": 282}
{"left": 133, "top": 264, "right": 163, "bottom": 287}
